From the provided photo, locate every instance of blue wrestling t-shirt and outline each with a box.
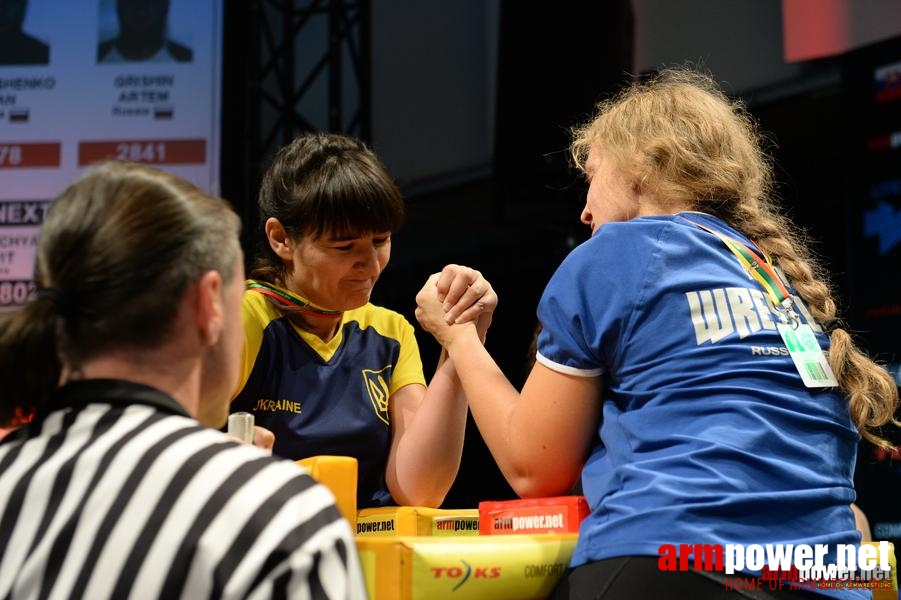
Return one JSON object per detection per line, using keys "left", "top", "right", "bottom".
{"left": 233, "top": 283, "right": 426, "bottom": 508}
{"left": 536, "top": 212, "right": 864, "bottom": 599}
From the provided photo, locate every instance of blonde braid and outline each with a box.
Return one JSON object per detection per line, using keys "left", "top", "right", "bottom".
{"left": 728, "top": 182, "right": 898, "bottom": 449}
{"left": 735, "top": 203, "right": 836, "bottom": 325}
{"left": 830, "top": 329, "right": 900, "bottom": 448}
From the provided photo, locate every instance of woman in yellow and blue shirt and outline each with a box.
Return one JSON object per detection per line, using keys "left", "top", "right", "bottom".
{"left": 232, "top": 132, "right": 495, "bottom": 508}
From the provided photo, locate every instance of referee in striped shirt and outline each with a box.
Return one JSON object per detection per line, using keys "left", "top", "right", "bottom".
{"left": 0, "top": 161, "right": 367, "bottom": 599}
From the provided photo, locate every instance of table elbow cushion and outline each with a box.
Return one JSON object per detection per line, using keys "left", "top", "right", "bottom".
{"left": 870, "top": 541, "right": 897, "bottom": 600}
{"left": 295, "top": 455, "right": 358, "bottom": 528}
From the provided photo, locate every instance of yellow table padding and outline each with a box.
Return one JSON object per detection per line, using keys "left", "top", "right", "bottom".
{"left": 356, "top": 533, "right": 576, "bottom": 600}
{"left": 357, "top": 506, "right": 480, "bottom": 537}
{"left": 869, "top": 541, "right": 897, "bottom": 600}
{"left": 296, "top": 456, "right": 357, "bottom": 527}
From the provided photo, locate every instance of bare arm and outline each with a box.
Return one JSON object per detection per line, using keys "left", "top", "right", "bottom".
{"left": 416, "top": 274, "right": 601, "bottom": 498}
{"left": 385, "top": 371, "right": 465, "bottom": 506}
{"left": 383, "top": 265, "right": 497, "bottom": 506}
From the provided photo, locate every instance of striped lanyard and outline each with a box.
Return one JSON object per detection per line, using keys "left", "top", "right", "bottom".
{"left": 685, "top": 218, "right": 837, "bottom": 387}
{"left": 246, "top": 280, "right": 344, "bottom": 319}
{"left": 686, "top": 219, "right": 800, "bottom": 328}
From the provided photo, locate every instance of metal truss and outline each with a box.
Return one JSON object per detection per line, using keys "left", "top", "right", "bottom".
{"left": 253, "top": 0, "right": 371, "bottom": 156}
{"left": 223, "top": 0, "right": 371, "bottom": 248}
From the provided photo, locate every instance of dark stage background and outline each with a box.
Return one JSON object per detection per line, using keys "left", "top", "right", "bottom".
{"left": 222, "top": 1, "right": 901, "bottom": 525}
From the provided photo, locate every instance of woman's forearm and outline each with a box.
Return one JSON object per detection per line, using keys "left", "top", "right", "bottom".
{"left": 387, "top": 352, "right": 468, "bottom": 506}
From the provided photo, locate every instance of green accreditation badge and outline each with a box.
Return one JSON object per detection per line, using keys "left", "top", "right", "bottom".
{"left": 683, "top": 218, "right": 840, "bottom": 390}
{"left": 776, "top": 323, "right": 839, "bottom": 388}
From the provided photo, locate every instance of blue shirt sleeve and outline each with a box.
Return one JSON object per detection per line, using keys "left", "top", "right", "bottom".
{"left": 536, "top": 221, "right": 662, "bottom": 378}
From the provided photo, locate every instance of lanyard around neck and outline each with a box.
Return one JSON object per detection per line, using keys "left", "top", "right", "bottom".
{"left": 246, "top": 280, "right": 344, "bottom": 319}
{"left": 685, "top": 219, "right": 799, "bottom": 326}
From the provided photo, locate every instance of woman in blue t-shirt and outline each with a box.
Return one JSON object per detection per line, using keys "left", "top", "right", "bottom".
{"left": 415, "top": 68, "right": 898, "bottom": 599}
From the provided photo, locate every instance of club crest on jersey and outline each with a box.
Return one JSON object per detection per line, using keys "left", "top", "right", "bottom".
{"left": 362, "top": 366, "right": 392, "bottom": 425}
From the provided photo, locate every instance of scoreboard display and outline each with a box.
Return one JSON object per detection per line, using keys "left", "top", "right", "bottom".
{"left": 0, "top": 0, "right": 222, "bottom": 310}
{"left": 844, "top": 31, "right": 901, "bottom": 578}
{"left": 843, "top": 35, "right": 901, "bottom": 366}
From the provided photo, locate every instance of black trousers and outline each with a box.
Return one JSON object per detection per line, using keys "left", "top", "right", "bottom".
{"left": 550, "top": 557, "right": 830, "bottom": 600}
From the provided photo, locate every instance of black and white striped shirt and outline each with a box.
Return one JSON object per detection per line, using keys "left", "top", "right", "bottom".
{"left": 0, "top": 379, "right": 366, "bottom": 600}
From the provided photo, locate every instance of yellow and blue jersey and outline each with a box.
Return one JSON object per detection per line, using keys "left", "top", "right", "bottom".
{"left": 233, "top": 286, "right": 426, "bottom": 507}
